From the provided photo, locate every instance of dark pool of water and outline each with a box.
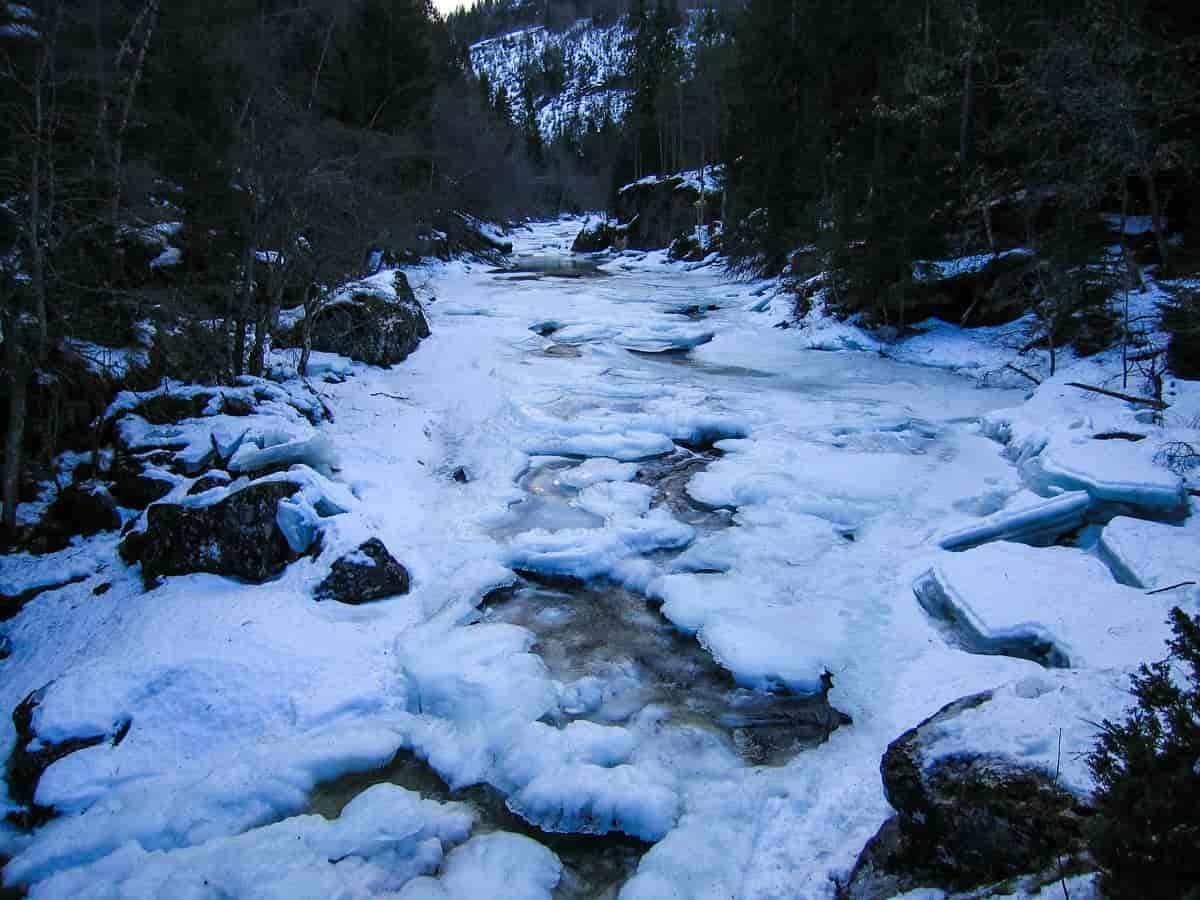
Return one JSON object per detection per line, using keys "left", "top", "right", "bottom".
{"left": 481, "top": 578, "right": 850, "bottom": 766}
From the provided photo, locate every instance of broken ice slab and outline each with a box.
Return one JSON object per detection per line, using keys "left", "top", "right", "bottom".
{"left": 1098, "top": 514, "right": 1200, "bottom": 589}
{"left": 914, "top": 541, "right": 1179, "bottom": 669}
{"left": 937, "top": 490, "right": 1093, "bottom": 551}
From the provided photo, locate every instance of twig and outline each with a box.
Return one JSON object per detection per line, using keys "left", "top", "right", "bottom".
{"left": 1006, "top": 363, "right": 1042, "bottom": 385}
{"left": 1065, "top": 382, "right": 1169, "bottom": 410}
{"left": 300, "top": 376, "right": 334, "bottom": 421}
{"left": 1146, "top": 581, "right": 1197, "bottom": 595}
{"left": 370, "top": 392, "right": 410, "bottom": 401}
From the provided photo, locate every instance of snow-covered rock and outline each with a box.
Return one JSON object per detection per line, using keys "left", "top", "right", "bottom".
{"left": 314, "top": 538, "right": 411, "bottom": 604}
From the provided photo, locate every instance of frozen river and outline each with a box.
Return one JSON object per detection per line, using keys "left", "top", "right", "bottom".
{"left": 4, "top": 219, "right": 1114, "bottom": 899}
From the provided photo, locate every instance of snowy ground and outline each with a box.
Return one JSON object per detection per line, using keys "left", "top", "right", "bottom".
{"left": 1, "top": 219, "right": 1197, "bottom": 898}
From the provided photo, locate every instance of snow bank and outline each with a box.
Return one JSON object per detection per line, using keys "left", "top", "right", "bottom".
{"left": 27, "top": 784, "right": 474, "bottom": 900}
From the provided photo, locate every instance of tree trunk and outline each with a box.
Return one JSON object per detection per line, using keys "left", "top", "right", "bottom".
{"left": 959, "top": 45, "right": 974, "bottom": 164}
{"left": 299, "top": 311, "right": 314, "bottom": 377}
{"left": 3, "top": 317, "right": 28, "bottom": 539}
{"left": 110, "top": 0, "right": 160, "bottom": 227}
{"left": 1142, "top": 171, "right": 1170, "bottom": 270}
{"left": 234, "top": 311, "right": 247, "bottom": 377}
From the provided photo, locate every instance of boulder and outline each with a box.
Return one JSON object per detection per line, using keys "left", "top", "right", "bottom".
{"left": 615, "top": 172, "right": 720, "bottom": 251}
{"left": 121, "top": 480, "right": 300, "bottom": 584}
{"left": 37, "top": 481, "right": 121, "bottom": 547}
{"left": 110, "top": 451, "right": 176, "bottom": 509}
{"left": 844, "top": 691, "right": 1089, "bottom": 897}
{"left": 5, "top": 687, "right": 129, "bottom": 829}
{"left": 187, "top": 471, "right": 232, "bottom": 496}
{"left": 314, "top": 538, "right": 410, "bottom": 604}
{"left": 278, "top": 274, "right": 430, "bottom": 368}
{"left": 571, "top": 217, "right": 635, "bottom": 254}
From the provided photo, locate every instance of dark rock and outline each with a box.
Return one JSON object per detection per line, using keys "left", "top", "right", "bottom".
{"left": 121, "top": 480, "right": 300, "bottom": 584}
{"left": 132, "top": 392, "right": 213, "bottom": 425}
{"left": 276, "top": 274, "right": 430, "bottom": 368}
{"left": 448, "top": 213, "right": 513, "bottom": 259}
{"left": 4, "top": 687, "right": 128, "bottom": 829}
{"left": 572, "top": 220, "right": 616, "bottom": 253}
{"left": 668, "top": 234, "right": 708, "bottom": 262}
{"left": 221, "top": 394, "right": 254, "bottom": 417}
{"left": 314, "top": 538, "right": 411, "bottom": 604}
{"left": 188, "top": 471, "right": 232, "bottom": 496}
{"left": 615, "top": 174, "right": 720, "bottom": 251}
{"left": 452, "top": 467, "right": 469, "bottom": 483}
{"left": 907, "top": 252, "right": 1036, "bottom": 328}
{"left": 110, "top": 452, "right": 176, "bottom": 509}
{"left": 37, "top": 481, "right": 121, "bottom": 546}
{"left": 91, "top": 582, "right": 112, "bottom": 596}
{"left": 844, "top": 691, "right": 1089, "bottom": 898}
{"left": 1, "top": 575, "right": 90, "bottom": 623}
{"left": 0, "top": 635, "right": 10, "bottom": 660}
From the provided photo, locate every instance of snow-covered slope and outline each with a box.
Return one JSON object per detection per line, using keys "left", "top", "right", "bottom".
{"left": 470, "top": 19, "right": 633, "bottom": 141}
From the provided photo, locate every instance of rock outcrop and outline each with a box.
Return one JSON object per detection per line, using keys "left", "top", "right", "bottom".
{"left": 571, "top": 218, "right": 632, "bottom": 253}
{"left": 844, "top": 691, "right": 1090, "bottom": 898}
{"left": 614, "top": 171, "right": 721, "bottom": 251}
{"left": 314, "top": 538, "right": 411, "bottom": 604}
{"left": 278, "top": 273, "right": 430, "bottom": 367}
{"left": 120, "top": 480, "right": 301, "bottom": 584}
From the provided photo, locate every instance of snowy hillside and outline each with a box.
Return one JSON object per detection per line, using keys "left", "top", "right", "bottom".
{"left": 470, "top": 19, "right": 633, "bottom": 140}
{"left": 469, "top": 12, "right": 707, "bottom": 142}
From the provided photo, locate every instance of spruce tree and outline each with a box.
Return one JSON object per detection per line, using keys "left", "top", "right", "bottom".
{"left": 1087, "top": 607, "right": 1200, "bottom": 900}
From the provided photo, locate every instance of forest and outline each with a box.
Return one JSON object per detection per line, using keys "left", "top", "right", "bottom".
{"left": 1, "top": 0, "right": 1198, "bottom": 537}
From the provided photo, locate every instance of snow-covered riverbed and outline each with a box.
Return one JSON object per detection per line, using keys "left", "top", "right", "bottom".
{"left": 2, "top": 219, "right": 1197, "bottom": 898}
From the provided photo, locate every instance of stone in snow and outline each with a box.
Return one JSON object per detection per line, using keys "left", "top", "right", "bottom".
{"left": 314, "top": 538, "right": 411, "bottom": 604}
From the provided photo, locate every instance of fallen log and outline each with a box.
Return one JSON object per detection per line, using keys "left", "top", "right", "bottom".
{"left": 1005, "top": 364, "right": 1042, "bottom": 385}
{"left": 1065, "top": 382, "right": 1168, "bottom": 410}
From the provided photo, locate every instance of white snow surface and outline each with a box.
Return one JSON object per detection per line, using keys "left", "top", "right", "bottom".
{"left": 2, "top": 219, "right": 1196, "bottom": 898}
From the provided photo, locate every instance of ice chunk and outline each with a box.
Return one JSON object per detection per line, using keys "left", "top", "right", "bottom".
{"left": 397, "top": 623, "right": 557, "bottom": 727}
{"left": 913, "top": 542, "right": 1180, "bottom": 669}
{"left": 505, "top": 510, "right": 694, "bottom": 582}
{"left": 575, "top": 481, "right": 654, "bottom": 519}
{"left": 1099, "top": 515, "right": 1200, "bottom": 589}
{"left": 937, "top": 490, "right": 1093, "bottom": 550}
{"left": 614, "top": 324, "right": 715, "bottom": 353}
{"left": 527, "top": 430, "right": 674, "bottom": 461}
{"left": 507, "top": 762, "right": 679, "bottom": 841}
{"left": 557, "top": 458, "right": 638, "bottom": 489}
{"left": 550, "top": 324, "right": 621, "bottom": 345}
{"left": 1023, "top": 437, "right": 1186, "bottom": 513}
{"left": 277, "top": 496, "right": 319, "bottom": 553}
{"left": 398, "top": 833, "right": 562, "bottom": 900}
{"left": 229, "top": 433, "right": 337, "bottom": 476}
{"left": 28, "top": 784, "right": 474, "bottom": 900}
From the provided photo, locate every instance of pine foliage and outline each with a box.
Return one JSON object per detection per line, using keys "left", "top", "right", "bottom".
{"left": 1087, "top": 607, "right": 1200, "bottom": 900}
